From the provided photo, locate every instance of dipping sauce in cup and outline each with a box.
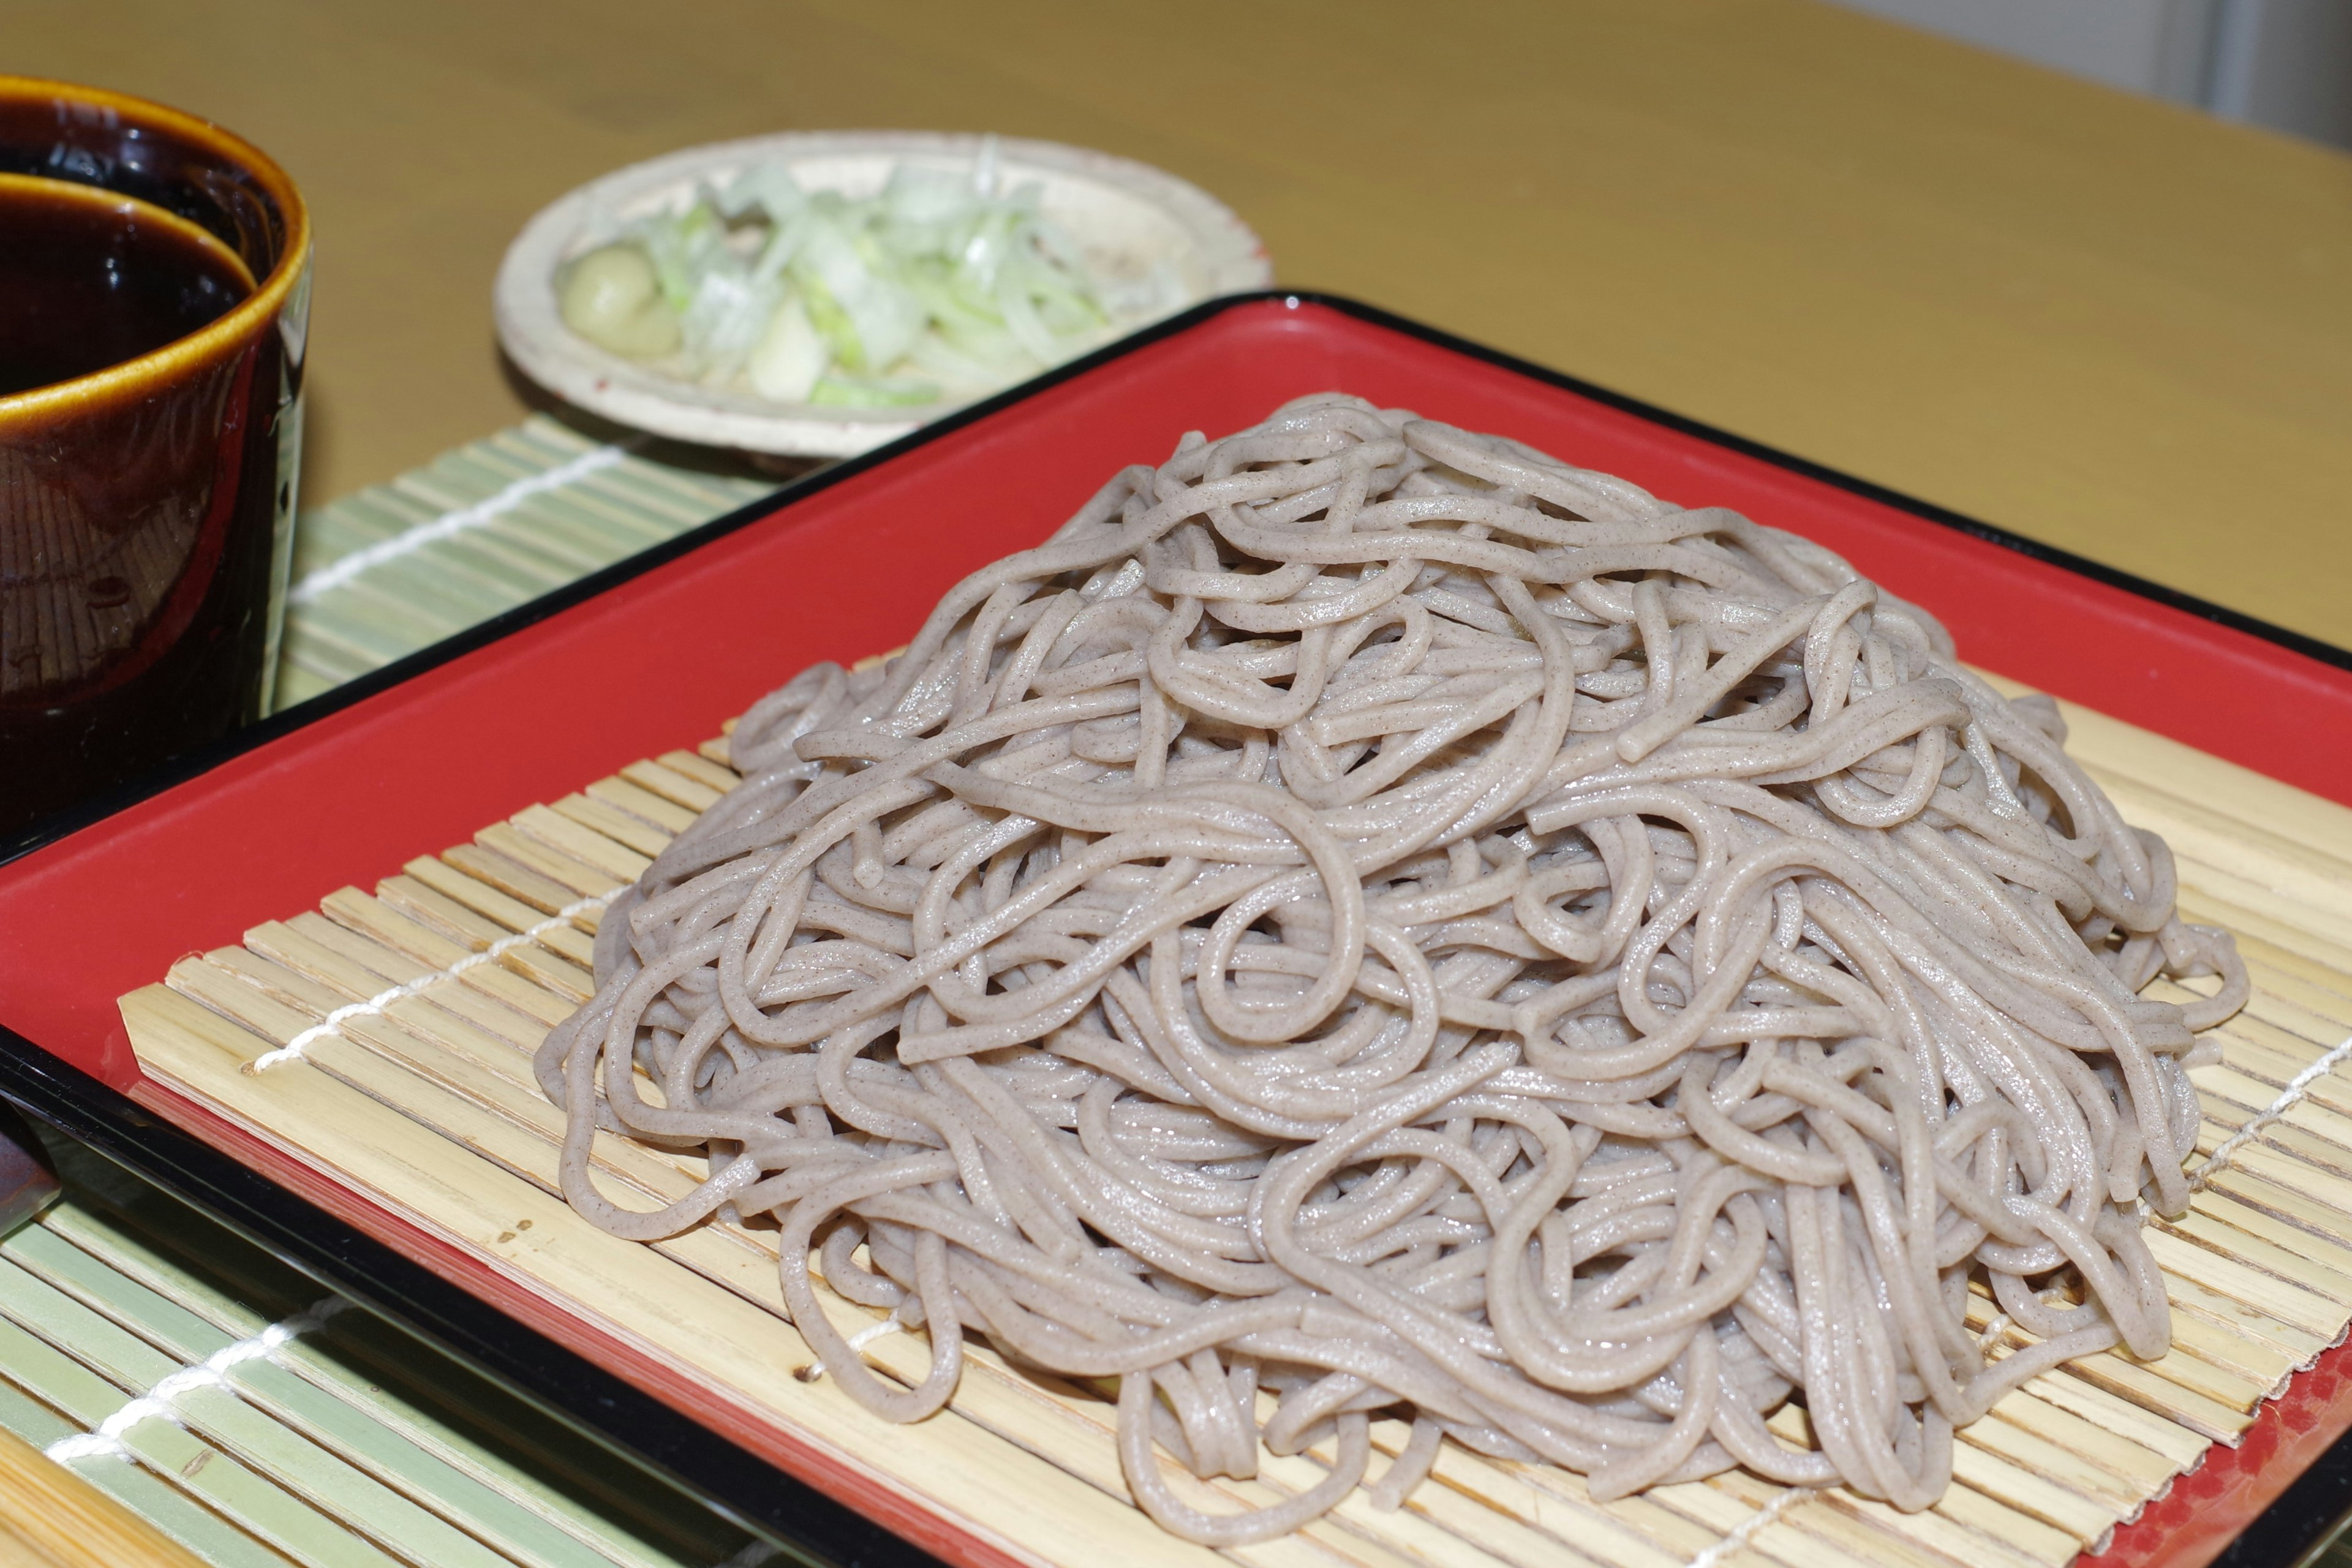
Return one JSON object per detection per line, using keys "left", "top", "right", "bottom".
{"left": 0, "top": 77, "right": 309, "bottom": 841}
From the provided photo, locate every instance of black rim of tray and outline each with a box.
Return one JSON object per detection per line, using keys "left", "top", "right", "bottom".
{"left": 4, "top": 289, "right": 2349, "bottom": 1568}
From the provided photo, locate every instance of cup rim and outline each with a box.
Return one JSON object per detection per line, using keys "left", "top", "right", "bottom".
{"left": 0, "top": 74, "right": 311, "bottom": 415}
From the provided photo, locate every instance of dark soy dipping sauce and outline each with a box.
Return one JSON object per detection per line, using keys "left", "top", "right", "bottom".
{"left": 0, "top": 170, "right": 286, "bottom": 840}
{"left": 0, "top": 178, "right": 253, "bottom": 397}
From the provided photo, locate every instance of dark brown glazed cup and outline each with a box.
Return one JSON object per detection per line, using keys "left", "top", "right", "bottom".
{"left": 0, "top": 76, "right": 310, "bottom": 837}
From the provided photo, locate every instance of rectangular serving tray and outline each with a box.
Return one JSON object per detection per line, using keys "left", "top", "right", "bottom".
{"left": 7, "top": 293, "right": 2352, "bottom": 1568}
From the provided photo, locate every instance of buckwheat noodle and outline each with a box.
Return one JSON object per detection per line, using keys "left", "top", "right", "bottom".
{"left": 541, "top": 394, "right": 2247, "bottom": 1541}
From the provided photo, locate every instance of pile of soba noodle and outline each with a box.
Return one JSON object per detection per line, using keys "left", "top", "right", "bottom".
{"left": 540, "top": 394, "right": 2247, "bottom": 1541}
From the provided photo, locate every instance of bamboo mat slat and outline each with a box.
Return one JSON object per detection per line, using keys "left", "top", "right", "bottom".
{"left": 271, "top": 417, "right": 777, "bottom": 711}
{"left": 0, "top": 1139, "right": 781, "bottom": 1567}
{"left": 0, "top": 1422, "right": 215, "bottom": 1568}
{"left": 110, "top": 669, "right": 2352, "bottom": 1568}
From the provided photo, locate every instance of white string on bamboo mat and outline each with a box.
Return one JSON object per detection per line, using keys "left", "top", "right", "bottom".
{"left": 845, "top": 1315, "right": 906, "bottom": 1352}
{"left": 45, "top": 1296, "right": 346, "bottom": 1464}
{"left": 1684, "top": 1480, "right": 1809, "bottom": 1568}
{"left": 2188, "top": 1031, "right": 2352, "bottom": 1192}
{"left": 288, "top": 442, "right": 635, "bottom": 606}
{"left": 246, "top": 894, "right": 611, "bottom": 1074}
{"left": 794, "top": 1309, "right": 908, "bottom": 1384}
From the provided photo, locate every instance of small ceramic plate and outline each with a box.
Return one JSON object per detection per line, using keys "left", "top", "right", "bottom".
{"left": 494, "top": 130, "right": 1273, "bottom": 458}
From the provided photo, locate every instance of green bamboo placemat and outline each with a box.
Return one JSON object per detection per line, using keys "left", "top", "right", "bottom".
{"left": 14, "top": 1137, "right": 783, "bottom": 1568}
{"left": 272, "top": 417, "right": 780, "bottom": 711}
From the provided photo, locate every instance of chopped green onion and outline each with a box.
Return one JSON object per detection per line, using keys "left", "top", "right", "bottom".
{"left": 556, "top": 138, "right": 1186, "bottom": 411}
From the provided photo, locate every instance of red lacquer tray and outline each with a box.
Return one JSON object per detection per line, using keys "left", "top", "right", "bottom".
{"left": 4, "top": 295, "right": 2348, "bottom": 1568}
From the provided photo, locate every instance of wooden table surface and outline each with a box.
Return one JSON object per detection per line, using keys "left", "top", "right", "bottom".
{"left": 11, "top": 0, "right": 2352, "bottom": 645}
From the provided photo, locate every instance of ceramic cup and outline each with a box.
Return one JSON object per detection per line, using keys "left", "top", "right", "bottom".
{"left": 0, "top": 76, "right": 310, "bottom": 839}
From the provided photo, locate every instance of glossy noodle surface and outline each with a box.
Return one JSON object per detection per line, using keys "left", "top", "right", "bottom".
{"left": 541, "top": 394, "right": 2248, "bottom": 1542}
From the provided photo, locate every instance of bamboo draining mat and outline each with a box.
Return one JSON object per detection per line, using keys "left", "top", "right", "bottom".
{"left": 3, "top": 1139, "right": 780, "bottom": 1568}
{"left": 271, "top": 417, "right": 778, "bottom": 711}
{"left": 116, "top": 676, "right": 2352, "bottom": 1568}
